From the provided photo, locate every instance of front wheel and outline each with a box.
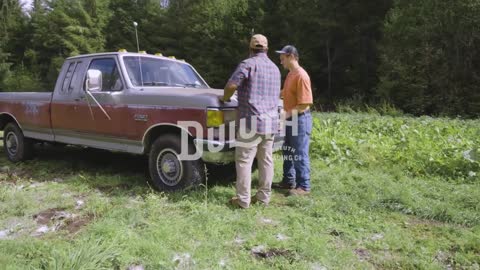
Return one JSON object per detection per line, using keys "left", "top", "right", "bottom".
{"left": 148, "top": 134, "right": 205, "bottom": 191}
{"left": 3, "top": 123, "right": 34, "bottom": 162}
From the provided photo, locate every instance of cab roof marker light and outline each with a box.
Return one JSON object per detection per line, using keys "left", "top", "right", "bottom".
{"left": 155, "top": 53, "right": 163, "bottom": 56}
{"left": 118, "top": 49, "right": 127, "bottom": 53}
{"left": 168, "top": 56, "right": 176, "bottom": 59}
{"left": 139, "top": 50, "right": 147, "bottom": 54}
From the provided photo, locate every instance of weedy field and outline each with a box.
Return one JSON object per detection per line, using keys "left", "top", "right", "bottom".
{"left": 0, "top": 113, "right": 479, "bottom": 269}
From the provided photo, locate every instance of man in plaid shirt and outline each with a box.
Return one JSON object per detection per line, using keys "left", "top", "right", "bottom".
{"left": 220, "top": 34, "right": 281, "bottom": 208}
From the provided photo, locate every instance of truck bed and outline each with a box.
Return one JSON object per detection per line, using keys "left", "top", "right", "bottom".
{"left": 0, "top": 92, "right": 53, "bottom": 140}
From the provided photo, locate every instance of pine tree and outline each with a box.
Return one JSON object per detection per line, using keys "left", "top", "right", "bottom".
{"left": 28, "top": 0, "right": 110, "bottom": 87}
{"left": 377, "top": 0, "right": 480, "bottom": 116}
{"left": 0, "top": 0, "right": 30, "bottom": 91}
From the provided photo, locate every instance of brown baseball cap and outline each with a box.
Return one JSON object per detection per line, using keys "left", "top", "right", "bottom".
{"left": 250, "top": 34, "right": 268, "bottom": 49}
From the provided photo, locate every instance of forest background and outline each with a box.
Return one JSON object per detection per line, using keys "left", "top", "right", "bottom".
{"left": 1, "top": 0, "right": 479, "bottom": 117}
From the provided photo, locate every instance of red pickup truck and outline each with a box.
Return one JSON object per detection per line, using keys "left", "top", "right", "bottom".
{"left": 0, "top": 52, "right": 282, "bottom": 191}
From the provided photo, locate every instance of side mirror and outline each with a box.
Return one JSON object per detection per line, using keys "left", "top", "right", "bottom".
{"left": 86, "top": 69, "right": 102, "bottom": 92}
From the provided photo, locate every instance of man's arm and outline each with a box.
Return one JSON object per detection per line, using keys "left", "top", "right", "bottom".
{"left": 220, "top": 61, "right": 248, "bottom": 103}
{"left": 220, "top": 82, "right": 237, "bottom": 102}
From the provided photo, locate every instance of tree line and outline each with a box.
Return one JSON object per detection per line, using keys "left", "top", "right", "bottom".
{"left": 1, "top": 0, "right": 479, "bottom": 116}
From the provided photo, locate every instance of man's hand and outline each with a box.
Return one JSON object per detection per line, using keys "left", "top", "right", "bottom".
{"left": 285, "top": 110, "right": 292, "bottom": 119}
{"left": 296, "top": 104, "right": 310, "bottom": 113}
{"left": 219, "top": 96, "right": 230, "bottom": 103}
{"left": 221, "top": 82, "right": 237, "bottom": 103}
{"left": 280, "top": 109, "right": 292, "bottom": 119}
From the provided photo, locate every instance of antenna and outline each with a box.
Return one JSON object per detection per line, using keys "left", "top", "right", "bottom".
{"left": 251, "top": 28, "right": 255, "bottom": 36}
{"left": 133, "top": 21, "right": 144, "bottom": 87}
{"left": 133, "top": 21, "right": 140, "bottom": 52}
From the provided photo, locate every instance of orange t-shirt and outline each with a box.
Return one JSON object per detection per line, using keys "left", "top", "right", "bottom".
{"left": 282, "top": 67, "right": 313, "bottom": 113}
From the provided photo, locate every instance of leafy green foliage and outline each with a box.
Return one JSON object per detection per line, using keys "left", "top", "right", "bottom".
{"left": 310, "top": 113, "right": 480, "bottom": 180}
{"left": 2, "top": 67, "right": 44, "bottom": 91}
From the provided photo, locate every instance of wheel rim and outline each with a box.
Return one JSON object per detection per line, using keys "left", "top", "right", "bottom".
{"left": 156, "top": 148, "right": 183, "bottom": 186}
{"left": 5, "top": 131, "right": 19, "bottom": 157}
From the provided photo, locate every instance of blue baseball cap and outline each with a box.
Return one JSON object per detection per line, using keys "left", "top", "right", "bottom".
{"left": 275, "top": 45, "right": 299, "bottom": 57}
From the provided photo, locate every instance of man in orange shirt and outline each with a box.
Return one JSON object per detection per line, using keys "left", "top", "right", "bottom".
{"left": 273, "top": 45, "right": 313, "bottom": 196}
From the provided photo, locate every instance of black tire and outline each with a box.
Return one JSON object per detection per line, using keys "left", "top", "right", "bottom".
{"left": 3, "top": 122, "right": 34, "bottom": 162}
{"left": 148, "top": 134, "right": 205, "bottom": 191}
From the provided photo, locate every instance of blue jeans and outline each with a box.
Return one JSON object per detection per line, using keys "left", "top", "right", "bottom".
{"left": 282, "top": 111, "right": 312, "bottom": 191}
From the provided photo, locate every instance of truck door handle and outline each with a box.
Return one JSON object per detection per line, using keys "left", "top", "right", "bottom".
{"left": 74, "top": 96, "right": 86, "bottom": 101}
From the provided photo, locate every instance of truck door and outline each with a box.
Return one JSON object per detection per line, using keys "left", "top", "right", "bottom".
{"left": 51, "top": 60, "right": 96, "bottom": 136}
{"left": 51, "top": 57, "right": 129, "bottom": 146}
{"left": 80, "top": 57, "right": 128, "bottom": 138}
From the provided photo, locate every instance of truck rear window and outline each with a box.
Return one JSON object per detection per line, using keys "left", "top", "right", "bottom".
{"left": 62, "top": 62, "right": 76, "bottom": 93}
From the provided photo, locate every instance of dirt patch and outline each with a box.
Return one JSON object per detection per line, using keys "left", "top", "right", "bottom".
{"left": 33, "top": 208, "right": 69, "bottom": 225}
{"left": 73, "top": 195, "right": 87, "bottom": 209}
{"left": 0, "top": 167, "right": 20, "bottom": 183}
{"left": 354, "top": 248, "right": 371, "bottom": 262}
{"left": 0, "top": 229, "right": 10, "bottom": 239}
{"left": 58, "top": 214, "right": 94, "bottom": 234}
{"left": 258, "top": 217, "right": 279, "bottom": 226}
{"left": 13, "top": 169, "right": 35, "bottom": 180}
{"left": 233, "top": 236, "right": 246, "bottom": 245}
{"left": 370, "top": 233, "right": 384, "bottom": 241}
{"left": 251, "top": 246, "right": 297, "bottom": 261}
{"left": 173, "top": 253, "right": 195, "bottom": 269}
{"left": 32, "top": 208, "right": 93, "bottom": 235}
{"left": 434, "top": 251, "right": 454, "bottom": 270}
{"left": 1, "top": 166, "right": 46, "bottom": 182}
{"left": 275, "top": 233, "right": 289, "bottom": 241}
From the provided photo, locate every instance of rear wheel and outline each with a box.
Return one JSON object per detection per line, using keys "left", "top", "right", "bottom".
{"left": 3, "top": 123, "right": 34, "bottom": 162}
{"left": 148, "top": 134, "right": 205, "bottom": 191}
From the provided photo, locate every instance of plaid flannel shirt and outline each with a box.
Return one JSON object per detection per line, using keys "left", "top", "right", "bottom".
{"left": 228, "top": 52, "right": 281, "bottom": 135}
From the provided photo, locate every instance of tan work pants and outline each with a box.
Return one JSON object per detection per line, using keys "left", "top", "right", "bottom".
{"left": 235, "top": 132, "right": 275, "bottom": 208}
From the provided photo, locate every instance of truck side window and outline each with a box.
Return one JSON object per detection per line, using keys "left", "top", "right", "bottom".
{"left": 87, "top": 58, "right": 123, "bottom": 91}
{"left": 68, "top": 61, "right": 82, "bottom": 93}
{"left": 62, "top": 62, "right": 76, "bottom": 94}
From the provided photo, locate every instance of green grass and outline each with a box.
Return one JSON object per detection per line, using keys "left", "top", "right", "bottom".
{"left": 0, "top": 113, "right": 479, "bottom": 269}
